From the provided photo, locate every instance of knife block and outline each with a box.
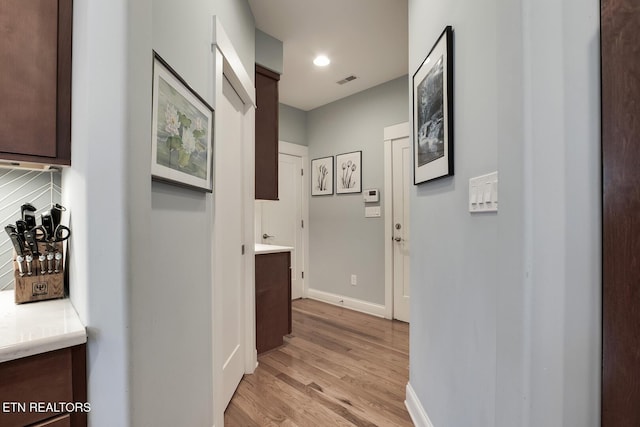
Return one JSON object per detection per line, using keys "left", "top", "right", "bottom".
{"left": 13, "top": 243, "right": 65, "bottom": 304}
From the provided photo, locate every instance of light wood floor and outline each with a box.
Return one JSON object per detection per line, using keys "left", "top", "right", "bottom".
{"left": 224, "top": 298, "right": 412, "bottom": 426}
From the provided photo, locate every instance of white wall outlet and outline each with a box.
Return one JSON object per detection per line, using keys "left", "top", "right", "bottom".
{"left": 351, "top": 274, "right": 357, "bottom": 286}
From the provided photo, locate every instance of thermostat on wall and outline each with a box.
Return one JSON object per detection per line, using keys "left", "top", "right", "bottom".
{"left": 363, "top": 189, "right": 379, "bottom": 203}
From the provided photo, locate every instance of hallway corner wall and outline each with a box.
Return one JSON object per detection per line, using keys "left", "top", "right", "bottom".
{"left": 307, "top": 76, "right": 408, "bottom": 306}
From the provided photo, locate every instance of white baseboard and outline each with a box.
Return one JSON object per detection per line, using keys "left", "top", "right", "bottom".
{"left": 306, "top": 288, "right": 386, "bottom": 318}
{"left": 405, "top": 382, "right": 434, "bottom": 427}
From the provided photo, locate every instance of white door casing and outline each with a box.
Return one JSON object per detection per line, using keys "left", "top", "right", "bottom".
{"left": 211, "top": 16, "right": 256, "bottom": 427}
{"left": 262, "top": 153, "right": 304, "bottom": 299}
{"left": 257, "top": 141, "right": 309, "bottom": 299}
{"left": 392, "top": 136, "right": 411, "bottom": 322}
{"left": 384, "top": 122, "right": 411, "bottom": 321}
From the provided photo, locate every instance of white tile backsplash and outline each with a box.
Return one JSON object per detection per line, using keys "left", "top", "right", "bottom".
{"left": 0, "top": 169, "right": 61, "bottom": 290}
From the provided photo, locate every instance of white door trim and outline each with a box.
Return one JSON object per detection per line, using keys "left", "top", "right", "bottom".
{"left": 278, "top": 141, "right": 310, "bottom": 297}
{"left": 211, "top": 16, "right": 256, "bottom": 427}
{"left": 384, "top": 122, "right": 410, "bottom": 320}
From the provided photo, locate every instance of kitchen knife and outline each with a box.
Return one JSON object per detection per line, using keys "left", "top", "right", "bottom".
{"left": 50, "top": 204, "right": 65, "bottom": 229}
{"left": 38, "top": 255, "right": 46, "bottom": 275}
{"left": 23, "top": 229, "right": 40, "bottom": 256}
{"left": 16, "top": 255, "right": 25, "bottom": 277}
{"left": 54, "top": 252, "right": 62, "bottom": 273}
{"left": 15, "top": 220, "right": 28, "bottom": 235}
{"left": 25, "top": 255, "right": 33, "bottom": 276}
{"left": 41, "top": 213, "right": 54, "bottom": 239}
{"left": 21, "top": 203, "right": 37, "bottom": 229}
{"left": 4, "top": 225, "right": 25, "bottom": 257}
{"left": 47, "top": 252, "right": 54, "bottom": 274}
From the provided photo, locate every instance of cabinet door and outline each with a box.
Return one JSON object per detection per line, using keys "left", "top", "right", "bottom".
{"left": 0, "top": 0, "right": 72, "bottom": 165}
{"left": 255, "top": 65, "right": 280, "bottom": 200}
{"left": 255, "top": 252, "right": 291, "bottom": 353}
{"left": 32, "top": 414, "right": 71, "bottom": 427}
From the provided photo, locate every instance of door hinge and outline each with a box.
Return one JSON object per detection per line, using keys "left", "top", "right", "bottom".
{"left": 301, "top": 271, "right": 304, "bottom": 279}
{"left": 241, "top": 244, "right": 245, "bottom": 255}
{"left": 301, "top": 168, "right": 304, "bottom": 176}
{"left": 301, "top": 220, "right": 304, "bottom": 228}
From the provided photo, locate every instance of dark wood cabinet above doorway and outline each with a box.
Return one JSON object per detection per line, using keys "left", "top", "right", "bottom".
{"left": 255, "top": 65, "right": 280, "bottom": 200}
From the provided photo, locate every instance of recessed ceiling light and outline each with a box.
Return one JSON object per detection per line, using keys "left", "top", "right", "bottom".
{"left": 313, "top": 55, "right": 330, "bottom": 67}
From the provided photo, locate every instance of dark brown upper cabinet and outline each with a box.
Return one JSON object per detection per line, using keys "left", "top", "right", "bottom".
{"left": 0, "top": 0, "right": 72, "bottom": 166}
{"left": 255, "top": 65, "right": 280, "bottom": 200}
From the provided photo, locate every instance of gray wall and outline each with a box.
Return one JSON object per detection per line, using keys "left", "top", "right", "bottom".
{"left": 62, "top": 0, "right": 255, "bottom": 425}
{"left": 0, "top": 170, "right": 61, "bottom": 291}
{"left": 256, "top": 29, "right": 283, "bottom": 74}
{"left": 408, "top": 0, "right": 600, "bottom": 426}
{"left": 132, "top": 0, "right": 255, "bottom": 426}
{"left": 308, "top": 76, "right": 408, "bottom": 304}
{"left": 279, "top": 103, "right": 308, "bottom": 146}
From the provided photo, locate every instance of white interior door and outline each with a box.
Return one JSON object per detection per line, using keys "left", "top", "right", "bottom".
{"left": 262, "top": 153, "right": 304, "bottom": 299}
{"left": 217, "top": 77, "right": 245, "bottom": 408}
{"left": 392, "top": 136, "right": 411, "bottom": 322}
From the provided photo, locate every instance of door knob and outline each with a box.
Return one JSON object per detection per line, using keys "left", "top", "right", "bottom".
{"left": 263, "top": 233, "right": 274, "bottom": 239}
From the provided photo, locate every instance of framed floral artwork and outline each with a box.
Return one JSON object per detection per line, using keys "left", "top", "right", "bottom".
{"left": 151, "top": 52, "right": 214, "bottom": 192}
{"left": 336, "top": 151, "right": 362, "bottom": 194}
{"left": 311, "top": 156, "right": 334, "bottom": 196}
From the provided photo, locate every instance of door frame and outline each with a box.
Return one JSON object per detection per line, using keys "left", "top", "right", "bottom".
{"left": 278, "top": 141, "right": 309, "bottom": 297}
{"left": 383, "top": 122, "right": 410, "bottom": 320}
{"left": 211, "top": 16, "right": 256, "bottom": 427}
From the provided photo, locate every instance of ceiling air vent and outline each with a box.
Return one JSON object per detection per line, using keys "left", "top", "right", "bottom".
{"left": 337, "top": 75, "right": 357, "bottom": 85}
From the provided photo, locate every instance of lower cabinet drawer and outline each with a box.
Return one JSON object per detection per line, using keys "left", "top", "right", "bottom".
{"left": 0, "top": 345, "right": 85, "bottom": 427}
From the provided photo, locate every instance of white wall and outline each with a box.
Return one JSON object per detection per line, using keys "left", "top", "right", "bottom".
{"left": 307, "top": 76, "right": 408, "bottom": 305}
{"left": 62, "top": 0, "right": 255, "bottom": 425}
{"left": 408, "top": 0, "right": 600, "bottom": 426}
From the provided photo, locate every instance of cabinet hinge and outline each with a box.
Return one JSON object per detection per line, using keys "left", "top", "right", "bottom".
{"left": 302, "top": 271, "right": 304, "bottom": 279}
{"left": 301, "top": 168, "right": 304, "bottom": 176}
{"left": 301, "top": 220, "right": 304, "bottom": 228}
{"left": 241, "top": 244, "right": 245, "bottom": 255}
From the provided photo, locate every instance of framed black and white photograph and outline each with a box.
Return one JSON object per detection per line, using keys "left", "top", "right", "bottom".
{"left": 311, "top": 156, "right": 334, "bottom": 196}
{"left": 151, "top": 52, "right": 214, "bottom": 192}
{"left": 413, "top": 25, "right": 454, "bottom": 185}
{"left": 336, "top": 151, "right": 362, "bottom": 194}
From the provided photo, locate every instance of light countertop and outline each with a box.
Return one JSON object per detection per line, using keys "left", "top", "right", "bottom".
{"left": 0, "top": 291, "right": 86, "bottom": 363}
{"left": 255, "top": 243, "right": 294, "bottom": 255}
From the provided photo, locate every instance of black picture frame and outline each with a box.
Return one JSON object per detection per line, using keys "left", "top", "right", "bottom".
{"left": 336, "top": 151, "right": 362, "bottom": 194}
{"left": 413, "top": 26, "right": 454, "bottom": 185}
{"left": 311, "top": 156, "right": 334, "bottom": 196}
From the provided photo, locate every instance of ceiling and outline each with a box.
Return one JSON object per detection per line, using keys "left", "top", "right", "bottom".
{"left": 248, "top": 0, "right": 408, "bottom": 111}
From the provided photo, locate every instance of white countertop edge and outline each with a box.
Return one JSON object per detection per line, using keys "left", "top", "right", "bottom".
{"left": 254, "top": 243, "right": 294, "bottom": 254}
{"left": 0, "top": 329, "right": 87, "bottom": 363}
{"left": 0, "top": 291, "right": 87, "bottom": 363}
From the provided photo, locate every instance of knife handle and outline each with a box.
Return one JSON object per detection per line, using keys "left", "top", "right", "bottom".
{"left": 23, "top": 229, "right": 40, "bottom": 256}
{"left": 16, "top": 255, "right": 25, "bottom": 277}
{"left": 54, "top": 252, "right": 62, "bottom": 273}
{"left": 47, "top": 253, "right": 54, "bottom": 274}
{"left": 41, "top": 214, "right": 54, "bottom": 239}
{"left": 25, "top": 255, "right": 33, "bottom": 276}
{"left": 38, "top": 255, "right": 46, "bottom": 276}
{"left": 5, "top": 226, "right": 25, "bottom": 257}
{"left": 15, "top": 220, "right": 28, "bottom": 235}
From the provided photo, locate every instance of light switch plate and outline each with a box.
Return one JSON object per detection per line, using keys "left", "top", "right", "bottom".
{"left": 469, "top": 171, "right": 498, "bottom": 213}
{"left": 365, "top": 206, "right": 381, "bottom": 218}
